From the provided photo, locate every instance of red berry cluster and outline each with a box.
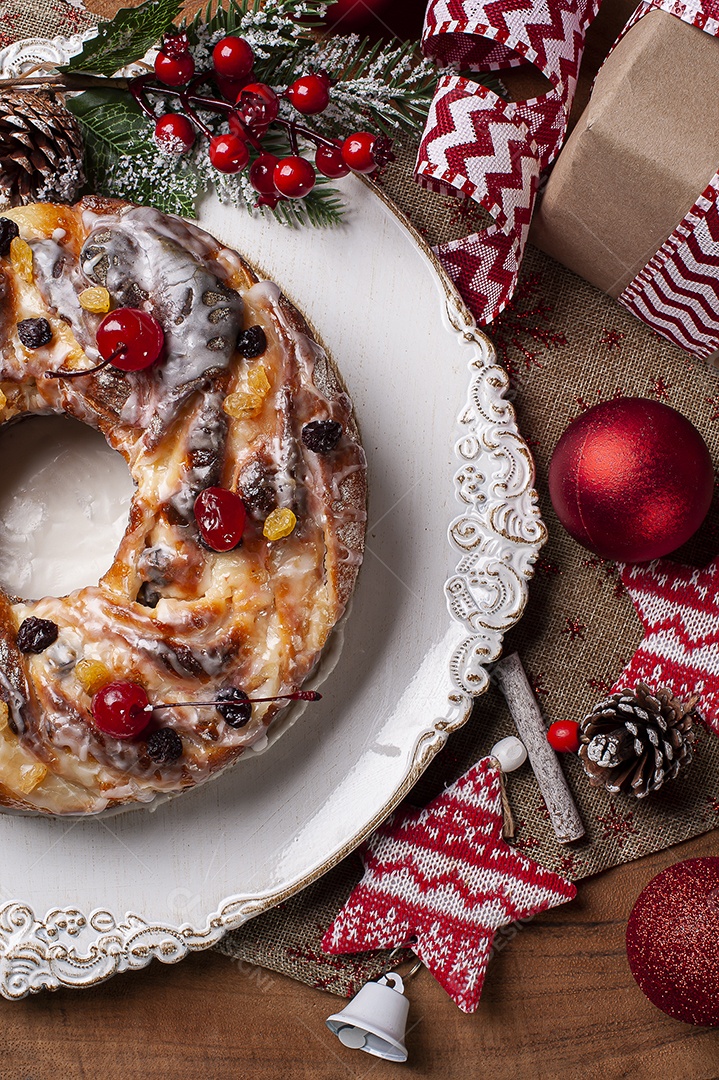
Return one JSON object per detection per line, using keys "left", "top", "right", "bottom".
{"left": 143, "top": 32, "right": 394, "bottom": 204}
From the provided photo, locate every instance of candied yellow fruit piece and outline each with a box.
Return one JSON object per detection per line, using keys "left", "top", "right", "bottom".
{"left": 78, "top": 286, "right": 111, "bottom": 313}
{"left": 5, "top": 203, "right": 76, "bottom": 241}
{"left": 248, "top": 364, "right": 271, "bottom": 396}
{"left": 76, "top": 658, "right": 112, "bottom": 696}
{"left": 263, "top": 507, "right": 297, "bottom": 541}
{"left": 15, "top": 761, "right": 47, "bottom": 794}
{"left": 224, "top": 391, "right": 263, "bottom": 420}
{"left": 10, "top": 236, "right": 33, "bottom": 283}
{"left": 0, "top": 389, "right": 7, "bottom": 412}
{"left": 0, "top": 701, "right": 8, "bottom": 731}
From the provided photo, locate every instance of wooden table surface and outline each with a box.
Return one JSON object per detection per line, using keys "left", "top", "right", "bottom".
{"left": 3, "top": 1, "right": 718, "bottom": 1076}
{"left": 3, "top": 830, "right": 717, "bottom": 1079}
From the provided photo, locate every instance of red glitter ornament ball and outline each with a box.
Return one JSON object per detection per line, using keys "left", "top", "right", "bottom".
{"left": 626, "top": 857, "right": 719, "bottom": 1027}
{"left": 548, "top": 398, "right": 714, "bottom": 562}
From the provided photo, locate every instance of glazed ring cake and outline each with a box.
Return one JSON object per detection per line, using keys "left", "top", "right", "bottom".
{"left": 0, "top": 199, "right": 366, "bottom": 815}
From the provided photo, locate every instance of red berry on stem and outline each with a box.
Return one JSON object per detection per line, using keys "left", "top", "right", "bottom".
{"left": 194, "top": 487, "right": 247, "bottom": 551}
{"left": 216, "top": 75, "right": 249, "bottom": 102}
{"left": 92, "top": 681, "right": 151, "bottom": 739}
{"left": 96, "top": 308, "right": 165, "bottom": 372}
{"left": 273, "top": 156, "right": 316, "bottom": 199}
{"left": 286, "top": 74, "right": 330, "bottom": 116}
{"left": 213, "top": 35, "right": 254, "bottom": 80}
{"left": 154, "top": 113, "right": 196, "bottom": 154}
{"left": 209, "top": 133, "right": 250, "bottom": 174}
{"left": 154, "top": 50, "right": 195, "bottom": 87}
{"left": 161, "top": 31, "right": 190, "bottom": 59}
{"left": 231, "top": 83, "right": 280, "bottom": 134}
{"left": 315, "top": 140, "right": 349, "bottom": 178}
{"left": 341, "top": 131, "right": 379, "bottom": 173}
{"left": 547, "top": 719, "right": 581, "bottom": 754}
{"left": 249, "top": 154, "right": 280, "bottom": 196}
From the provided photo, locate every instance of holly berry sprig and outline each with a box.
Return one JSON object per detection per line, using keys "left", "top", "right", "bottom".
{"left": 0, "top": 0, "right": 437, "bottom": 225}
{"left": 138, "top": 29, "right": 394, "bottom": 207}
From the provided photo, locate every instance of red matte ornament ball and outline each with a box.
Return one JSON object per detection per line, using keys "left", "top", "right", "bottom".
{"left": 92, "top": 681, "right": 151, "bottom": 739}
{"left": 548, "top": 398, "right": 714, "bottom": 562}
{"left": 546, "top": 720, "right": 580, "bottom": 753}
{"left": 325, "top": 0, "right": 393, "bottom": 31}
{"left": 154, "top": 50, "right": 195, "bottom": 86}
{"left": 209, "top": 133, "right": 250, "bottom": 174}
{"left": 626, "top": 858, "right": 719, "bottom": 1027}
{"left": 212, "top": 35, "right": 254, "bottom": 80}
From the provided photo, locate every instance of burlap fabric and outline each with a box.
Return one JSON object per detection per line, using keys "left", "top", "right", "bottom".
{"left": 4, "top": 0, "right": 718, "bottom": 999}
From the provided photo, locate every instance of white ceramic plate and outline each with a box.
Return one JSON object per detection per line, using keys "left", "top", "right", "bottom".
{"left": 0, "top": 41, "right": 545, "bottom": 999}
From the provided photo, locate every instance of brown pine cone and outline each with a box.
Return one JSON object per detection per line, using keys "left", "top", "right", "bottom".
{"left": 0, "top": 89, "right": 85, "bottom": 210}
{"left": 579, "top": 683, "right": 697, "bottom": 799}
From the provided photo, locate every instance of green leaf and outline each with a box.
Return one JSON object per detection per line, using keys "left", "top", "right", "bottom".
{"left": 63, "top": 0, "right": 183, "bottom": 77}
{"left": 67, "top": 88, "right": 199, "bottom": 217}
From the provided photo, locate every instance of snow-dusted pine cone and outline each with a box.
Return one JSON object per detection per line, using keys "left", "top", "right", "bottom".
{"left": 579, "top": 683, "right": 697, "bottom": 799}
{"left": 0, "top": 90, "right": 85, "bottom": 210}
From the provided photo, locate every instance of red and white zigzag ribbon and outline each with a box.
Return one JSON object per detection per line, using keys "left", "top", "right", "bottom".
{"left": 417, "top": 0, "right": 719, "bottom": 355}
{"left": 415, "top": 0, "right": 600, "bottom": 324}
{"left": 616, "top": 0, "right": 719, "bottom": 358}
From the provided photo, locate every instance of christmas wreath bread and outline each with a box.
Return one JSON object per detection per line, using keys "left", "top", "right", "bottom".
{"left": 0, "top": 199, "right": 366, "bottom": 815}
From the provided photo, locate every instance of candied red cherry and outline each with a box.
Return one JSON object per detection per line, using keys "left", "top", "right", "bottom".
{"left": 154, "top": 49, "right": 195, "bottom": 87}
{"left": 209, "top": 133, "right": 250, "bottom": 174}
{"left": 92, "top": 681, "right": 151, "bottom": 739}
{"left": 194, "top": 487, "right": 247, "bottom": 551}
{"left": 341, "top": 132, "right": 380, "bottom": 173}
{"left": 231, "top": 83, "right": 280, "bottom": 134}
{"left": 286, "top": 74, "right": 330, "bottom": 116}
{"left": 315, "top": 140, "right": 349, "bottom": 179}
{"left": 249, "top": 154, "right": 280, "bottom": 196}
{"left": 213, "top": 35, "right": 254, "bottom": 80}
{"left": 154, "top": 113, "right": 196, "bottom": 154}
{"left": 273, "top": 156, "right": 316, "bottom": 199}
{"left": 546, "top": 719, "right": 581, "bottom": 754}
{"left": 97, "top": 308, "right": 164, "bottom": 372}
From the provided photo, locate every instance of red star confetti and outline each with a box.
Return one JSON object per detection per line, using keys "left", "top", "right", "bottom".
{"left": 613, "top": 557, "right": 719, "bottom": 736}
{"left": 321, "top": 758, "right": 576, "bottom": 1013}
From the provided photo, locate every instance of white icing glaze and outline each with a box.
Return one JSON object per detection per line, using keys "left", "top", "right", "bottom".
{"left": 0, "top": 201, "right": 367, "bottom": 815}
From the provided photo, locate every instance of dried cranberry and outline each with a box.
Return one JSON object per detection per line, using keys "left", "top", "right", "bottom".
{"left": 216, "top": 687, "right": 252, "bottom": 728}
{"left": 146, "top": 727, "right": 183, "bottom": 763}
{"left": 16, "top": 617, "right": 59, "bottom": 654}
{"left": 237, "top": 325, "right": 267, "bottom": 358}
{"left": 0, "top": 217, "right": 19, "bottom": 257}
{"left": 17, "top": 318, "right": 52, "bottom": 349}
{"left": 302, "top": 420, "right": 343, "bottom": 454}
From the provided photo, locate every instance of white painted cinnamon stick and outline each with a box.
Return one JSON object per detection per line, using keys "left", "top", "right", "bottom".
{"left": 494, "top": 653, "right": 585, "bottom": 845}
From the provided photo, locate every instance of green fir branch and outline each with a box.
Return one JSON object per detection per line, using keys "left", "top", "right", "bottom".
{"left": 63, "top": 0, "right": 183, "bottom": 77}
{"left": 55, "top": 0, "right": 435, "bottom": 227}
{"left": 66, "top": 88, "right": 199, "bottom": 217}
{"left": 261, "top": 34, "right": 436, "bottom": 138}
{"left": 270, "top": 179, "right": 345, "bottom": 228}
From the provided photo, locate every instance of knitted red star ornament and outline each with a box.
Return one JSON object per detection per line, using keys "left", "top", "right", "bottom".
{"left": 613, "top": 557, "right": 719, "bottom": 736}
{"left": 321, "top": 758, "right": 576, "bottom": 1012}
